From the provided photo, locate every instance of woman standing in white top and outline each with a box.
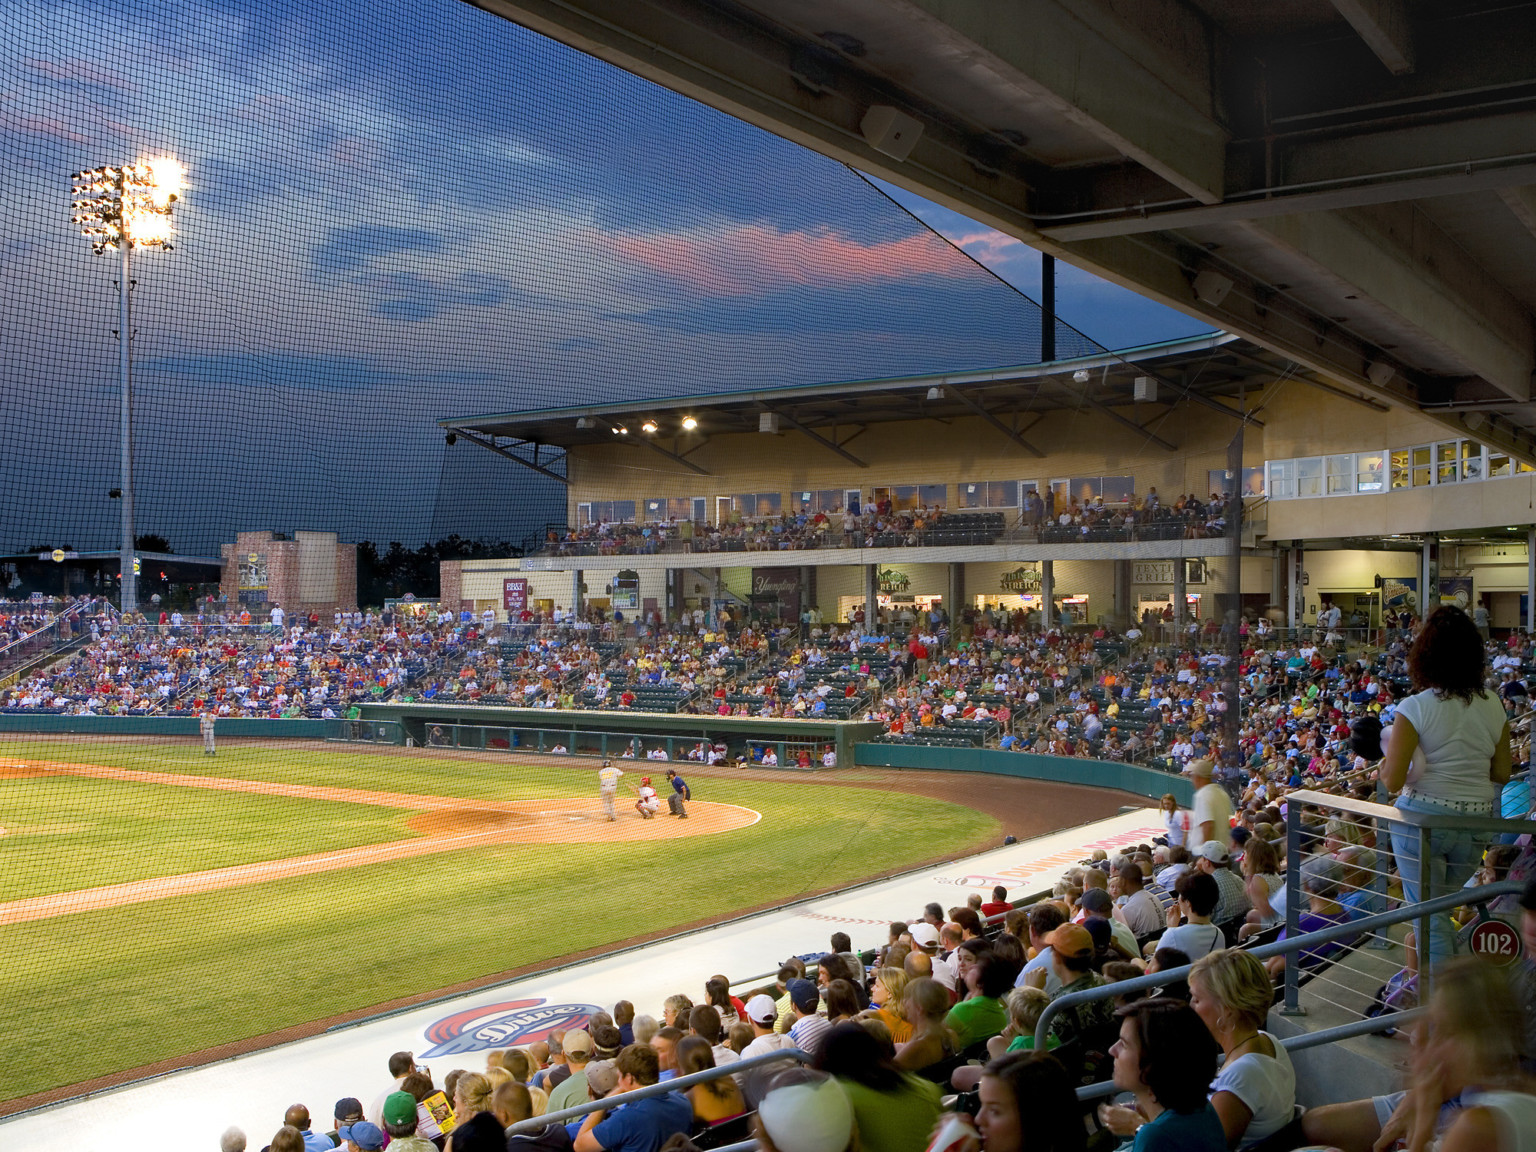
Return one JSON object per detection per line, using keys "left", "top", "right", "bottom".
{"left": 1380, "top": 607, "right": 1511, "bottom": 969}
{"left": 1159, "top": 792, "right": 1193, "bottom": 849}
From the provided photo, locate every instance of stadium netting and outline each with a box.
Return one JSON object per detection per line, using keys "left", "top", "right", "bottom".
{"left": 0, "top": 0, "right": 1241, "bottom": 1109}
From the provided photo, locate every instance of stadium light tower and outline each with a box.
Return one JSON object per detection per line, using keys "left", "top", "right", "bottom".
{"left": 70, "top": 156, "right": 185, "bottom": 617}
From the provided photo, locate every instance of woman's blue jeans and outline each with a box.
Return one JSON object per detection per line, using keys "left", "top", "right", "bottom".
{"left": 1389, "top": 795, "right": 1488, "bottom": 969}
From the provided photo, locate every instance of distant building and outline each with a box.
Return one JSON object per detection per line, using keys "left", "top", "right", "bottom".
{"left": 219, "top": 530, "right": 356, "bottom": 615}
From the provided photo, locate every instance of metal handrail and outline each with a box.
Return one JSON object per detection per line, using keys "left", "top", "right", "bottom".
{"left": 505, "top": 1048, "right": 807, "bottom": 1134}
{"left": 1072, "top": 1009, "right": 1428, "bottom": 1101}
{"left": 1033, "top": 879, "right": 1522, "bottom": 1050}
{"left": 1285, "top": 787, "right": 1533, "bottom": 836}
{"left": 1284, "top": 789, "right": 1532, "bottom": 1007}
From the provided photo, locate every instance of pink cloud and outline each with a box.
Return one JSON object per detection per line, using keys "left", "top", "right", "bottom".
{"left": 604, "top": 223, "right": 968, "bottom": 295}
{"left": 0, "top": 112, "right": 91, "bottom": 144}
{"left": 27, "top": 58, "right": 135, "bottom": 92}
{"left": 952, "top": 227, "right": 1025, "bottom": 263}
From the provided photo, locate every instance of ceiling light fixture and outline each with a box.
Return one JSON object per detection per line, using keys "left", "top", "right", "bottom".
{"left": 681, "top": 416, "right": 698, "bottom": 431}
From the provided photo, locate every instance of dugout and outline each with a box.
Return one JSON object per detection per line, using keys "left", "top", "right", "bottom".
{"left": 352, "top": 701, "right": 882, "bottom": 769}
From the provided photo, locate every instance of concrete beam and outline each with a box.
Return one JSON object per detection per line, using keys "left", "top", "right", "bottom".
{"left": 1500, "top": 185, "right": 1536, "bottom": 241}
{"left": 1330, "top": 0, "right": 1414, "bottom": 75}
{"left": 903, "top": 0, "right": 1228, "bottom": 203}
{"left": 1246, "top": 206, "right": 1534, "bottom": 402}
{"left": 1043, "top": 230, "right": 1536, "bottom": 464}
{"left": 1039, "top": 110, "right": 1536, "bottom": 241}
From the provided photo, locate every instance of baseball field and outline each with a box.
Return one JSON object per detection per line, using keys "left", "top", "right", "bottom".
{"left": 0, "top": 735, "right": 1011, "bottom": 1108}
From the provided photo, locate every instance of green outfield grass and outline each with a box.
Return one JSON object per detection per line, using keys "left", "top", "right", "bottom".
{"left": 0, "top": 775, "right": 411, "bottom": 900}
{"left": 0, "top": 736, "right": 998, "bottom": 1104}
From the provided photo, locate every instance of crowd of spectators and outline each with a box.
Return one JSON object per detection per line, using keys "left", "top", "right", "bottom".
{"left": 537, "top": 489, "right": 1247, "bottom": 561}
{"left": 219, "top": 837, "right": 1536, "bottom": 1152}
{"left": 542, "top": 504, "right": 1009, "bottom": 558}
{"left": 1031, "top": 488, "right": 1236, "bottom": 543}
{"left": 0, "top": 605, "right": 489, "bottom": 717}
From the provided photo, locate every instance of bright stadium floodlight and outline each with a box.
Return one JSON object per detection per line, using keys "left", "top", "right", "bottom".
{"left": 70, "top": 156, "right": 186, "bottom": 617}
{"left": 681, "top": 416, "right": 698, "bottom": 431}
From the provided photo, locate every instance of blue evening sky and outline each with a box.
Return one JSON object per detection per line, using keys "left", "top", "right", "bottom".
{"left": 0, "top": 0, "right": 1208, "bottom": 553}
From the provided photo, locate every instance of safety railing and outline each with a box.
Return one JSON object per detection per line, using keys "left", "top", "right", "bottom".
{"left": 1282, "top": 789, "right": 1532, "bottom": 1010}
{"left": 505, "top": 1048, "right": 807, "bottom": 1135}
{"left": 1034, "top": 878, "right": 1522, "bottom": 1059}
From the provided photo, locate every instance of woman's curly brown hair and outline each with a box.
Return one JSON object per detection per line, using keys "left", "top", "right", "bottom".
{"left": 1407, "top": 606, "right": 1487, "bottom": 703}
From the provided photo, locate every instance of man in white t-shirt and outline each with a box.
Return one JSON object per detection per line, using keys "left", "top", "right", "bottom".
{"left": 740, "top": 995, "right": 790, "bottom": 1060}
{"left": 1187, "top": 758, "right": 1233, "bottom": 843}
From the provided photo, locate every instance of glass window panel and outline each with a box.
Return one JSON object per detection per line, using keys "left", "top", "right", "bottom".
{"left": 1356, "top": 452, "right": 1385, "bottom": 492}
{"left": 961, "top": 481, "right": 1017, "bottom": 508}
{"left": 733, "top": 494, "right": 758, "bottom": 516}
{"left": 1326, "top": 454, "right": 1353, "bottom": 494}
{"left": 1435, "top": 442, "right": 1458, "bottom": 484}
{"left": 1461, "top": 441, "right": 1485, "bottom": 481}
{"left": 1267, "top": 460, "right": 1294, "bottom": 499}
{"left": 1489, "top": 453, "right": 1512, "bottom": 478}
{"left": 1390, "top": 450, "right": 1409, "bottom": 489}
{"left": 1101, "top": 476, "right": 1135, "bottom": 502}
{"left": 918, "top": 483, "right": 947, "bottom": 507}
{"left": 1296, "top": 457, "right": 1323, "bottom": 498}
{"left": 1069, "top": 477, "right": 1101, "bottom": 504}
{"left": 757, "top": 492, "right": 781, "bottom": 514}
{"left": 610, "top": 501, "right": 635, "bottom": 523}
{"left": 891, "top": 485, "right": 920, "bottom": 511}
{"left": 1520, "top": 462, "right": 1536, "bottom": 474}
{"left": 577, "top": 502, "right": 593, "bottom": 526}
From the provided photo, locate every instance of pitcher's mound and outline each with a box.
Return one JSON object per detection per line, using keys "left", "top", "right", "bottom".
{"left": 406, "top": 799, "right": 759, "bottom": 842}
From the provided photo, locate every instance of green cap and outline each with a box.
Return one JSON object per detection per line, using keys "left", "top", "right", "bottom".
{"left": 382, "top": 1091, "right": 417, "bottom": 1126}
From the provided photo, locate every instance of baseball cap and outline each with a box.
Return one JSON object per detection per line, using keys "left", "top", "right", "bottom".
{"left": 381, "top": 1092, "right": 417, "bottom": 1127}
{"left": 563, "top": 1029, "right": 594, "bottom": 1057}
{"left": 584, "top": 1059, "right": 619, "bottom": 1097}
{"left": 1193, "top": 840, "right": 1229, "bottom": 864}
{"left": 1082, "top": 916, "right": 1112, "bottom": 952}
{"left": 1080, "top": 887, "right": 1113, "bottom": 915}
{"left": 909, "top": 923, "right": 941, "bottom": 949}
{"left": 787, "top": 977, "right": 819, "bottom": 1012}
{"left": 746, "top": 994, "right": 778, "bottom": 1025}
{"left": 759, "top": 1076, "right": 854, "bottom": 1152}
{"left": 641, "top": 776, "right": 651, "bottom": 785}
{"left": 1045, "top": 923, "right": 1094, "bottom": 958}
{"left": 1184, "top": 757, "right": 1215, "bottom": 777}
{"left": 338, "top": 1122, "right": 384, "bottom": 1151}
{"left": 334, "top": 1098, "right": 364, "bottom": 1123}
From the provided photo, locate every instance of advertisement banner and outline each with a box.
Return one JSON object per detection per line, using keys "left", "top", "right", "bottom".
{"left": 1439, "top": 576, "right": 1473, "bottom": 610}
{"left": 503, "top": 578, "right": 528, "bottom": 613}
{"left": 237, "top": 552, "right": 268, "bottom": 606}
{"left": 751, "top": 568, "right": 802, "bottom": 622}
{"left": 1381, "top": 576, "right": 1418, "bottom": 610}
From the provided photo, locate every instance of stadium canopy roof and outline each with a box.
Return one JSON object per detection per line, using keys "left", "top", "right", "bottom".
{"left": 466, "top": 0, "right": 1536, "bottom": 463}
{"left": 437, "top": 332, "right": 1327, "bottom": 478}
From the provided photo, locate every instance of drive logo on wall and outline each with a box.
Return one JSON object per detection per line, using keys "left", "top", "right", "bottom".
{"left": 421, "top": 998, "right": 601, "bottom": 1057}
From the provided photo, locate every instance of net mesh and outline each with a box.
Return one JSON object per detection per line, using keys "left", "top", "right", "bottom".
{"left": 0, "top": 0, "right": 1244, "bottom": 1114}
